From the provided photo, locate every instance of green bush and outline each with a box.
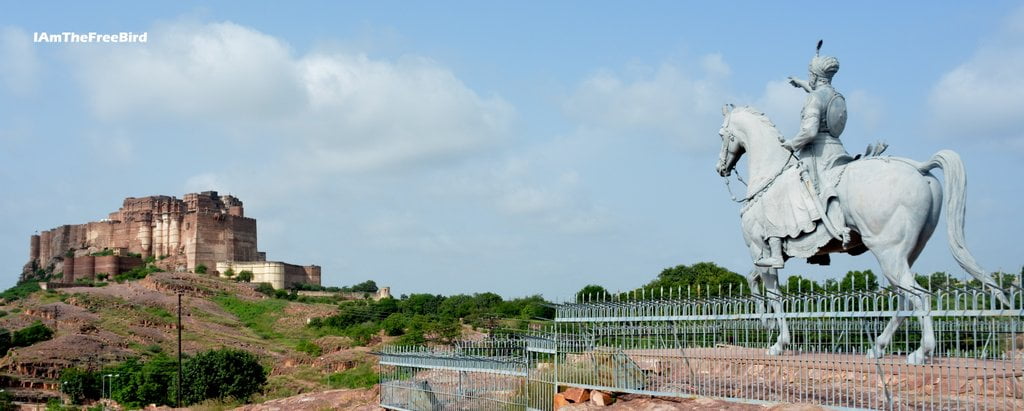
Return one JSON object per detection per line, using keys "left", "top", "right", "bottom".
{"left": 326, "top": 363, "right": 378, "bottom": 389}
{"left": 114, "top": 264, "right": 163, "bottom": 283}
{"left": 295, "top": 339, "right": 322, "bottom": 357}
{"left": 13, "top": 321, "right": 53, "bottom": 347}
{"left": 223, "top": 268, "right": 235, "bottom": 278}
{"left": 179, "top": 349, "right": 267, "bottom": 404}
{"left": 0, "top": 328, "right": 10, "bottom": 356}
{"left": 237, "top": 270, "right": 254, "bottom": 282}
{"left": 0, "top": 389, "right": 13, "bottom": 411}
{"left": 194, "top": 264, "right": 207, "bottom": 274}
{"left": 90, "top": 248, "right": 114, "bottom": 257}
{"left": 255, "top": 282, "right": 275, "bottom": 297}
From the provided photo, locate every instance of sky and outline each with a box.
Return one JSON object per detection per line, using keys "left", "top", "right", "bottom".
{"left": 1, "top": 2, "right": 1022, "bottom": 300}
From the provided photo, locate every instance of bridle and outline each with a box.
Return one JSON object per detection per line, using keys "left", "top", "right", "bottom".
{"left": 719, "top": 111, "right": 797, "bottom": 204}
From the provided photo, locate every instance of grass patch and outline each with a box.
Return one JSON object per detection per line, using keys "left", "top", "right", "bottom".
{"left": 326, "top": 363, "right": 378, "bottom": 389}
{"left": 212, "top": 294, "right": 287, "bottom": 340}
{"left": 142, "top": 306, "right": 174, "bottom": 324}
{"left": 0, "top": 282, "right": 40, "bottom": 302}
{"left": 295, "top": 339, "right": 322, "bottom": 357}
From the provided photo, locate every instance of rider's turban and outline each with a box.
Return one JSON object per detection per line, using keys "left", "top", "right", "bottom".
{"left": 809, "top": 55, "right": 840, "bottom": 79}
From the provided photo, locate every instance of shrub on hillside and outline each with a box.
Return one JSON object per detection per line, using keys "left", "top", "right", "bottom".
{"left": 13, "top": 321, "right": 53, "bottom": 347}
{"left": 179, "top": 348, "right": 267, "bottom": 404}
{"left": 237, "top": 270, "right": 253, "bottom": 282}
{"left": 296, "top": 339, "right": 322, "bottom": 357}
{"left": 255, "top": 282, "right": 275, "bottom": 297}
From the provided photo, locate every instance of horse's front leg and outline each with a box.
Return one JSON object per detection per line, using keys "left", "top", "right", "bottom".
{"left": 762, "top": 268, "right": 790, "bottom": 356}
{"left": 748, "top": 268, "right": 775, "bottom": 330}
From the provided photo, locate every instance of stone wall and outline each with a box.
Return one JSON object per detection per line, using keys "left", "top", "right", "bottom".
{"left": 215, "top": 261, "right": 322, "bottom": 290}
{"left": 63, "top": 255, "right": 143, "bottom": 282}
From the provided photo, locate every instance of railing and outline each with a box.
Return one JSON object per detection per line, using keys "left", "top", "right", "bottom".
{"left": 375, "top": 282, "right": 1024, "bottom": 410}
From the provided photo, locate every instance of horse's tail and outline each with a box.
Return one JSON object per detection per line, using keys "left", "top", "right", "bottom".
{"left": 918, "top": 150, "right": 1000, "bottom": 291}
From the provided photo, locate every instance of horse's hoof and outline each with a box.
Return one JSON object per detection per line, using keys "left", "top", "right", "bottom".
{"left": 906, "top": 350, "right": 927, "bottom": 365}
{"left": 866, "top": 347, "right": 883, "bottom": 359}
{"left": 767, "top": 344, "right": 784, "bottom": 356}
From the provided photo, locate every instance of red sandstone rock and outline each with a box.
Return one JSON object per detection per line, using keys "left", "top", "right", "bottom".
{"left": 564, "top": 387, "right": 590, "bottom": 403}
{"left": 555, "top": 393, "right": 571, "bottom": 409}
{"left": 591, "top": 390, "right": 615, "bottom": 406}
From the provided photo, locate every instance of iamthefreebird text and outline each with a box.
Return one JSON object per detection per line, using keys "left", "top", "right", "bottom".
{"left": 33, "top": 31, "right": 148, "bottom": 43}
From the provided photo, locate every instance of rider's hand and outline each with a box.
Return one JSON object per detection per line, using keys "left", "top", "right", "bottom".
{"left": 781, "top": 140, "right": 795, "bottom": 152}
{"left": 787, "top": 77, "right": 800, "bottom": 88}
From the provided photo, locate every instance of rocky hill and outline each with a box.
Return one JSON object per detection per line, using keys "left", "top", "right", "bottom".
{"left": 0, "top": 272, "right": 379, "bottom": 407}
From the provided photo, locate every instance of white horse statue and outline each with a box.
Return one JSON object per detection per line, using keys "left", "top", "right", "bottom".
{"left": 715, "top": 104, "right": 1013, "bottom": 364}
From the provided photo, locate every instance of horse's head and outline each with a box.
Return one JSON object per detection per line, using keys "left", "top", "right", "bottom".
{"left": 716, "top": 104, "right": 745, "bottom": 177}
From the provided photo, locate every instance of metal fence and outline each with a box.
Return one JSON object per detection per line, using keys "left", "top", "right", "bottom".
{"left": 376, "top": 278, "right": 1024, "bottom": 410}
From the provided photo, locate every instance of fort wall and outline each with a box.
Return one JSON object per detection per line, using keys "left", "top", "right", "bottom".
{"left": 25, "top": 191, "right": 319, "bottom": 290}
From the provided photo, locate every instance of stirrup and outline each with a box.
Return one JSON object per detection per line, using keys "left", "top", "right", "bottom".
{"left": 756, "top": 257, "right": 784, "bottom": 269}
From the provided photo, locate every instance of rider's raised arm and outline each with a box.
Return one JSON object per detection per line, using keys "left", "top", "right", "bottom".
{"left": 788, "top": 76, "right": 812, "bottom": 93}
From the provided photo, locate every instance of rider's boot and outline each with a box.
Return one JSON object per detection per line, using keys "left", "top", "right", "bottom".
{"left": 755, "top": 237, "right": 785, "bottom": 269}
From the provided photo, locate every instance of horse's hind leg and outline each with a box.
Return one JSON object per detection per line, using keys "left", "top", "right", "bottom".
{"left": 874, "top": 249, "right": 935, "bottom": 364}
{"left": 867, "top": 295, "right": 906, "bottom": 359}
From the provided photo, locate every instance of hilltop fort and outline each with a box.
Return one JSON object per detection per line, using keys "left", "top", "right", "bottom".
{"left": 22, "top": 191, "right": 320, "bottom": 289}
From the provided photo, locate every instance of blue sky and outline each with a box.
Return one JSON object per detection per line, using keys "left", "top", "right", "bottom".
{"left": 1, "top": 2, "right": 1022, "bottom": 299}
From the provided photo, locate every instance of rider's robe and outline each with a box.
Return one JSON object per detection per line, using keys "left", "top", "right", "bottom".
{"left": 741, "top": 165, "right": 821, "bottom": 241}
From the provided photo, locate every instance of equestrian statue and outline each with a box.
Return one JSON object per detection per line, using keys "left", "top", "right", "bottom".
{"left": 714, "top": 40, "right": 1015, "bottom": 364}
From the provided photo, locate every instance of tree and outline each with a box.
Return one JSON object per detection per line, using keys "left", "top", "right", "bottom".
{"left": 179, "top": 348, "right": 267, "bottom": 404}
{"left": 839, "top": 270, "right": 879, "bottom": 292}
{"left": 237, "top": 270, "right": 254, "bottom": 282}
{"left": 109, "top": 355, "right": 178, "bottom": 408}
{"left": 403, "top": 294, "right": 444, "bottom": 316}
{"left": 59, "top": 367, "right": 99, "bottom": 404}
{"left": 380, "top": 313, "right": 407, "bottom": 336}
{"left": 782, "top": 275, "right": 823, "bottom": 294}
{"left": 350, "top": 280, "right": 378, "bottom": 293}
{"left": 636, "top": 262, "right": 747, "bottom": 298}
{"left": 576, "top": 285, "right": 609, "bottom": 302}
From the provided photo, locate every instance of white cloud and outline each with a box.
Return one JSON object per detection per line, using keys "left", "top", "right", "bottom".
{"left": 487, "top": 157, "right": 611, "bottom": 234}
{"left": 562, "top": 60, "right": 730, "bottom": 150}
{"left": 0, "top": 27, "right": 38, "bottom": 95}
{"left": 71, "top": 20, "right": 515, "bottom": 172}
{"left": 928, "top": 8, "right": 1024, "bottom": 145}
{"left": 753, "top": 80, "right": 806, "bottom": 136}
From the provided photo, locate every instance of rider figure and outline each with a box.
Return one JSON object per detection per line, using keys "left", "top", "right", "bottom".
{"left": 756, "top": 43, "right": 851, "bottom": 269}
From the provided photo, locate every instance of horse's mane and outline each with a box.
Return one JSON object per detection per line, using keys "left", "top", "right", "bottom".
{"left": 733, "top": 106, "right": 785, "bottom": 143}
